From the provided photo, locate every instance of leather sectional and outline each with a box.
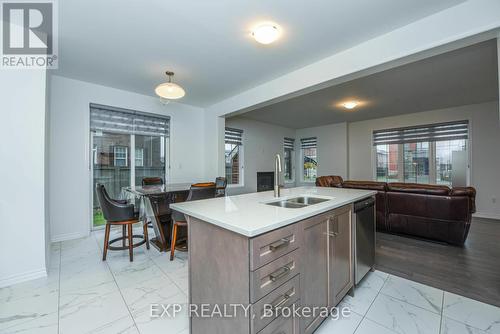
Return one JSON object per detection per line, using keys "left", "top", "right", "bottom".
{"left": 316, "top": 175, "right": 476, "bottom": 245}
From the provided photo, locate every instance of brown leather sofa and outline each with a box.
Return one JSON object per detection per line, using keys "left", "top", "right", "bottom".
{"left": 315, "top": 176, "right": 476, "bottom": 245}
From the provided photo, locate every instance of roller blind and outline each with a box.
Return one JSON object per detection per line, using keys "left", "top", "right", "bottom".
{"left": 225, "top": 127, "right": 243, "bottom": 145}
{"left": 373, "top": 120, "right": 469, "bottom": 146}
{"left": 284, "top": 137, "right": 295, "bottom": 150}
{"left": 90, "top": 103, "right": 170, "bottom": 137}
{"left": 301, "top": 137, "right": 317, "bottom": 149}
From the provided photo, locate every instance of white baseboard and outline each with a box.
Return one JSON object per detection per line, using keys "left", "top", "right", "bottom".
{"left": 51, "top": 231, "right": 89, "bottom": 242}
{"left": 473, "top": 212, "right": 500, "bottom": 220}
{"left": 0, "top": 268, "right": 47, "bottom": 288}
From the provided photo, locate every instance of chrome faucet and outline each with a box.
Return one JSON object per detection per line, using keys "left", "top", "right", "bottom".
{"left": 274, "top": 153, "right": 282, "bottom": 197}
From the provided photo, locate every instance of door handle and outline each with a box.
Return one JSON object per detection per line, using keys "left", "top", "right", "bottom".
{"left": 269, "top": 265, "right": 291, "bottom": 282}
{"left": 327, "top": 231, "right": 338, "bottom": 237}
{"left": 269, "top": 238, "right": 290, "bottom": 251}
{"left": 271, "top": 292, "right": 291, "bottom": 309}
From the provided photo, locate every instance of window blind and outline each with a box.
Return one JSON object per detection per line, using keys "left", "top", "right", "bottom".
{"left": 373, "top": 120, "right": 469, "bottom": 146}
{"left": 90, "top": 104, "right": 170, "bottom": 137}
{"left": 284, "top": 137, "right": 295, "bottom": 150}
{"left": 225, "top": 127, "right": 243, "bottom": 145}
{"left": 301, "top": 137, "right": 317, "bottom": 149}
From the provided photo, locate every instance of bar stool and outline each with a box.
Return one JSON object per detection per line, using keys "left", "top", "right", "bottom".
{"left": 170, "top": 184, "right": 216, "bottom": 261}
{"left": 95, "top": 184, "right": 149, "bottom": 262}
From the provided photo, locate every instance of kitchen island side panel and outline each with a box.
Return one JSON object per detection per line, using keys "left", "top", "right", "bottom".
{"left": 189, "top": 216, "right": 251, "bottom": 334}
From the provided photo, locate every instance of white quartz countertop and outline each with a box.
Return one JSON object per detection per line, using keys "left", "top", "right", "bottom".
{"left": 170, "top": 186, "right": 376, "bottom": 237}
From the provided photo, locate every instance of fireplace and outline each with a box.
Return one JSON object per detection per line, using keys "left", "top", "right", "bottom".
{"left": 257, "top": 172, "right": 274, "bottom": 192}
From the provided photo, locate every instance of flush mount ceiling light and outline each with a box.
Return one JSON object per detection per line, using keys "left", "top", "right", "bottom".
{"left": 342, "top": 101, "right": 359, "bottom": 110}
{"left": 251, "top": 22, "right": 281, "bottom": 44}
{"left": 155, "top": 71, "right": 185, "bottom": 102}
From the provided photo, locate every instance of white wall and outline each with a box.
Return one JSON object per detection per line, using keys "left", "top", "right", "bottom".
{"left": 224, "top": 118, "right": 296, "bottom": 195}
{"left": 0, "top": 69, "right": 48, "bottom": 287}
{"left": 295, "top": 123, "right": 348, "bottom": 186}
{"left": 348, "top": 101, "right": 500, "bottom": 219}
{"left": 49, "top": 75, "right": 206, "bottom": 242}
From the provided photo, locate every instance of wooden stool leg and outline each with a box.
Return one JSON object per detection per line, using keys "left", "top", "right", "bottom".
{"left": 170, "top": 223, "right": 178, "bottom": 261}
{"left": 103, "top": 223, "right": 110, "bottom": 261}
{"left": 143, "top": 223, "right": 150, "bottom": 250}
{"left": 127, "top": 224, "right": 133, "bottom": 262}
{"left": 122, "top": 225, "right": 126, "bottom": 247}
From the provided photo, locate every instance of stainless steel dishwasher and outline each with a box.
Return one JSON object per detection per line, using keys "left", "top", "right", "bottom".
{"left": 353, "top": 196, "right": 376, "bottom": 285}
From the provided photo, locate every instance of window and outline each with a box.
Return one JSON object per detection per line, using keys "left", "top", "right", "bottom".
{"left": 90, "top": 104, "right": 170, "bottom": 228}
{"left": 376, "top": 144, "right": 399, "bottom": 182}
{"left": 283, "top": 137, "right": 295, "bottom": 182}
{"left": 135, "top": 148, "right": 144, "bottom": 167}
{"left": 301, "top": 137, "right": 317, "bottom": 182}
{"left": 113, "top": 146, "right": 128, "bottom": 167}
{"left": 373, "top": 121, "right": 469, "bottom": 186}
{"left": 225, "top": 127, "right": 243, "bottom": 185}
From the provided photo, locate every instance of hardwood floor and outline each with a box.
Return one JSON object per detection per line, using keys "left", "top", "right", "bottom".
{"left": 375, "top": 217, "right": 500, "bottom": 307}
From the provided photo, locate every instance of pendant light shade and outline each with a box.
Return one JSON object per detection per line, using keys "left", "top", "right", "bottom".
{"left": 155, "top": 71, "right": 185, "bottom": 100}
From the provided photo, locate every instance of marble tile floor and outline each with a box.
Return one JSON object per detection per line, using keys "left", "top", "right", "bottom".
{"left": 1, "top": 229, "right": 499, "bottom": 334}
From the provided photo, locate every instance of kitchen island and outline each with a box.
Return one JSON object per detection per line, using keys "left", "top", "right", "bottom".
{"left": 171, "top": 186, "right": 376, "bottom": 334}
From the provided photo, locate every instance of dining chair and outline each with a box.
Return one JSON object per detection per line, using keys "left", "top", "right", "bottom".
{"left": 170, "top": 184, "right": 216, "bottom": 260}
{"left": 215, "top": 177, "right": 227, "bottom": 197}
{"left": 142, "top": 177, "right": 164, "bottom": 186}
{"left": 95, "top": 184, "right": 149, "bottom": 262}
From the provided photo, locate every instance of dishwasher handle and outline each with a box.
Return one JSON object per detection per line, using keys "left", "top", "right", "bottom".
{"left": 354, "top": 197, "right": 375, "bottom": 212}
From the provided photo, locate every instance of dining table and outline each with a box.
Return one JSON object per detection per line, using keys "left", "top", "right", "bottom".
{"left": 121, "top": 182, "right": 192, "bottom": 252}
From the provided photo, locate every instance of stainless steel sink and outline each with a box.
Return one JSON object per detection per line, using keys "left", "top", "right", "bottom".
{"left": 266, "top": 200, "right": 307, "bottom": 209}
{"left": 286, "top": 196, "right": 330, "bottom": 205}
{"left": 265, "top": 196, "right": 331, "bottom": 209}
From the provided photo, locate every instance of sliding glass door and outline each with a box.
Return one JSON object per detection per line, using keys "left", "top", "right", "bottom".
{"left": 90, "top": 104, "right": 170, "bottom": 229}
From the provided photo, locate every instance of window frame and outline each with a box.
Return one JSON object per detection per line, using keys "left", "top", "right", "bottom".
{"left": 283, "top": 137, "right": 295, "bottom": 183}
{"left": 373, "top": 138, "right": 469, "bottom": 186}
{"left": 224, "top": 128, "right": 244, "bottom": 188}
{"left": 300, "top": 137, "right": 318, "bottom": 183}
{"left": 113, "top": 145, "right": 128, "bottom": 167}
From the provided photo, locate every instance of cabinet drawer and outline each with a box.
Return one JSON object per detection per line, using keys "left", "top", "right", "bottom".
{"left": 250, "top": 249, "right": 300, "bottom": 303}
{"left": 251, "top": 275, "right": 300, "bottom": 333}
{"left": 258, "top": 314, "right": 298, "bottom": 334}
{"left": 250, "top": 224, "right": 301, "bottom": 270}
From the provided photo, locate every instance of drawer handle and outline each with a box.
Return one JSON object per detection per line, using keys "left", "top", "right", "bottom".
{"left": 269, "top": 238, "right": 290, "bottom": 251}
{"left": 271, "top": 292, "right": 290, "bottom": 309}
{"left": 269, "top": 265, "right": 291, "bottom": 282}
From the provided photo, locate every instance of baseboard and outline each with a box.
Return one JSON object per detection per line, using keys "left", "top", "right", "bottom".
{"left": 473, "top": 212, "right": 500, "bottom": 220}
{"left": 51, "top": 231, "right": 89, "bottom": 242}
{"left": 0, "top": 268, "right": 47, "bottom": 288}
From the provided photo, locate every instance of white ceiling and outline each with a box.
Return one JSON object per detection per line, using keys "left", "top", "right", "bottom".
{"left": 53, "top": 0, "right": 466, "bottom": 107}
{"left": 236, "top": 39, "right": 499, "bottom": 128}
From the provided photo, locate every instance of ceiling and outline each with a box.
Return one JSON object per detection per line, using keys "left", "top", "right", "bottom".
{"left": 53, "top": 0, "right": 466, "bottom": 107}
{"left": 235, "top": 39, "right": 499, "bottom": 129}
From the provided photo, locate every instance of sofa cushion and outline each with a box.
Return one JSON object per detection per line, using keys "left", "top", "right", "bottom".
{"left": 387, "top": 182, "right": 450, "bottom": 195}
{"left": 342, "top": 180, "right": 388, "bottom": 191}
{"left": 315, "top": 175, "right": 344, "bottom": 187}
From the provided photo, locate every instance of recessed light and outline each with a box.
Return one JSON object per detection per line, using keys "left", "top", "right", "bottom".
{"left": 251, "top": 22, "right": 281, "bottom": 44}
{"left": 342, "top": 101, "right": 358, "bottom": 109}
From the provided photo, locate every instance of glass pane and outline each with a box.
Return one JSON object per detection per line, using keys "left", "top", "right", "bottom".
{"left": 376, "top": 144, "right": 399, "bottom": 182}
{"left": 135, "top": 135, "right": 166, "bottom": 186}
{"left": 303, "top": 147, "right": 317, "bottom": 182}
{"left": 284, "top": 148, "right": 293, "bottom": 181}
{"left": 436, "top": 139, "right": 466, "bottom": 185}
{"left": 225, "top": 143, "right": 240, "bottom": 184}
{"left": 404, "top": 142, "right": 430, "bottom": 184}
{"left": 92, "top": 132, "right": 131, "bottom": 227}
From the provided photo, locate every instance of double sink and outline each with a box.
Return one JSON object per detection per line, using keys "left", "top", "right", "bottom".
{"left": 265, "top": 196, "right": 331, "bottom": 209}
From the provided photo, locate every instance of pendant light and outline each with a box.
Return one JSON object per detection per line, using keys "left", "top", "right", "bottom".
{"left": 155, "top": 71, "right": 185, "bottom": 102}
